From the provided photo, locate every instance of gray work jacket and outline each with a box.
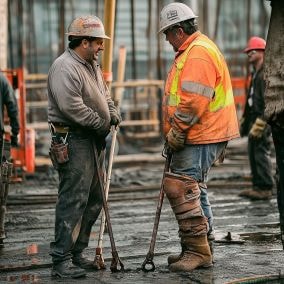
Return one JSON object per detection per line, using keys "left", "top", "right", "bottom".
{"left": 47, "top": 48, "right": 116, "bottom": 132}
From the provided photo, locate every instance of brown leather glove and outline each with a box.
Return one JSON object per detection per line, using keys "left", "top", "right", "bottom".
{"left": 166, "top": 128, "right": 186, "bottom": 151}
{"left": 249, "top": 118, "right": 267, "bottom": 138}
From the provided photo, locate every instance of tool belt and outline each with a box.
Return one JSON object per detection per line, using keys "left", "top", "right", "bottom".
{"left": 50, "top": 122, "right": 88, "bottom": 135}
{"left": 48, "top": 123, "right": 70, "bottom": 169}
{"left": 52, "top": 125, "right": 70, "bottom": 134}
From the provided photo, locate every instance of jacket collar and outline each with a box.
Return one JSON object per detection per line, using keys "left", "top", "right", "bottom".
{"left": 67, "top": 47, "right": 99, "bottom": 70}
{"left": 175, "top": 31, "right": 201, "bottom": 58}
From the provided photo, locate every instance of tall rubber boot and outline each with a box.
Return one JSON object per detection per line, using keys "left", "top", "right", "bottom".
{"left": 169, "top": 235, "right": 212, "bottom": 272}
{"left": 163, "top": 172, "right": 212, "bottom": 271}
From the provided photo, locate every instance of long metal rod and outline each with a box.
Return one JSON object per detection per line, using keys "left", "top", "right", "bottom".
{"left": 92, "top": 140, "right": 124, "bottom": 272}
{"left": 141, "top": 149, "right": 172, "bottom": 272}
{"left": 94, "top": 126, "right": 118, "bottom": 269}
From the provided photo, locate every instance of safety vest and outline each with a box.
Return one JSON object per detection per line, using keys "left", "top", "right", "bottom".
{"left": 163, "top": 33, "right": 239, "bottom": 144}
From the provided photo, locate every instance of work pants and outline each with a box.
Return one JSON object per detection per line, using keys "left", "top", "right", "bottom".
{"left": 271, "top": 124, "right": 284, "bottom": 235}
{"left": 248, "top": 127, "right": 274, "bottom": 190}
{"left": 170, "top": 142, "right": 227, "bottom": 234}
{"left": 50, "top": 133, "right": 105, "bottom": 264}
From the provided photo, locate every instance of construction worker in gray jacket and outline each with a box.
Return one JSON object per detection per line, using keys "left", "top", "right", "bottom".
{"left": 47, "top": 15, "right": 121, "bottom": 278}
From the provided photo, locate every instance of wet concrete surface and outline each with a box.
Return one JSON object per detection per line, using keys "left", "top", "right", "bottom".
{"left": 1, "top": 137, "right": 284, "bottom": 283}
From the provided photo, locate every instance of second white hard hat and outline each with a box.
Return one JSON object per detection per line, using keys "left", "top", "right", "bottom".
{"left": 159, "top": 2, "right": 198, "bottom": 34}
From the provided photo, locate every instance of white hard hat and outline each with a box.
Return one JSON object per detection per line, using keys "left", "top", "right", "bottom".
{"left": 158, "top": 2, "right": 198, "bottom": 34}
{"left": 66, "top": 15, "right": 110, "bottom": 39}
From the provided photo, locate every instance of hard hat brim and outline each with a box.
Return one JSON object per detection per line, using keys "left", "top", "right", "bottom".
{"left": 66, "top": 32, "right": 110, "bottom": 39}
{"left": 243, "top": 47, "right": 265, "bottom": 53}
{"left": 158, "top": 15, "right": 198, "bottom": 34}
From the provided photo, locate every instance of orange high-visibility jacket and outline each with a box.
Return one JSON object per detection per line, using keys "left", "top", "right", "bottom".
{"left": 163, "top": 31, "right": 240, "bottom": 144}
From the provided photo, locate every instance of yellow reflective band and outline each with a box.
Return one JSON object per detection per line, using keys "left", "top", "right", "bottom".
{"left": 168, "top": 38, "right": 228, "bottom": 110}
{"left": 169, "top": 44, "right": 194, "bottom": 106}
{"left": 209, "top": 84, "right": 234, "bottom": 112}
{"left": 193, "top": 40, "right": 222, "bottom": 67}
{"left": 168, "top": 92, "right": 181, "bottom": 106}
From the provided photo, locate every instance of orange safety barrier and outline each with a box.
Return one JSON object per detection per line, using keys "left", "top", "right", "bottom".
{"left": 231, "top": 77, "right": 250, "bottom": 117}
{"left": 25, "top": 128, "right": 35, "bottom": 173}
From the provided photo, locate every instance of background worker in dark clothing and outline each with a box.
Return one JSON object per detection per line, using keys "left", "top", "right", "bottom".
{"left": 47, "top": 15, "right": 121, "bottom": 278}
{"left": 239, "top": 37, "right": 274, "bottom": 200}
{"left": 264, "top": 0, "right": 284, "bottom": 247}
{"left": 0, "top": 71, "right": 20, "bottom": 247}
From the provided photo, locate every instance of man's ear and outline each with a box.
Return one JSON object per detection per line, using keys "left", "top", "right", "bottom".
{"left": 81, "top": 39, "right": 89, "bottom": 48}
{"left": 176, "top": 27, "right": 185, "bottom": 39}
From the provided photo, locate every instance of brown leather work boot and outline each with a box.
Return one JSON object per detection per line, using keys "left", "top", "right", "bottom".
{"left": 168, "top": 243, "right": 186, "bottom": 265}
{"left": 248, "top": 190, "right": 272, "bottom": 200}
{"left": 168, "top": 252, "right": 183, "bottom": 265}
{"left": 168, "top": 232, "right": 215, "bottom": 265}
{"left": 169, "top": 235, "right": 212, "bottom": 272}
{"left": 238, "top": 189, "right": 254, "bottom": 197}
{"left": 239, "top": 189, "right": 272, "bottom": 200}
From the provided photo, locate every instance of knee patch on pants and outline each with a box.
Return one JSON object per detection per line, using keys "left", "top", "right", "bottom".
{"left": 163, "top": 172, "right": 203, "bottom": 217}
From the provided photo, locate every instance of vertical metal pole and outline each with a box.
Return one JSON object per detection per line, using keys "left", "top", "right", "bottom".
{"left": 0, "top": 0, "right": 8, "bottom": 69}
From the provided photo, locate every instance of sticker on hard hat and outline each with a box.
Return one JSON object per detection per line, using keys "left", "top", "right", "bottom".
{"left": 83, "top": 23, "right": 101, "bottom": 28}
{"left": 167, "top": 10, "right": 179, "bottom": 21}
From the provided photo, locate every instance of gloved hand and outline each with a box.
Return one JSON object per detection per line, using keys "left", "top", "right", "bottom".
{"left": 11, "top": 134, "right": 19, "bottom": 147}
{"left": 96, "top": 119, "right": 110, "bottom": 137}
{"left": 249, "top": 118, "right": 267, "bottom": 138}
{"left": 110, "top": 112, "right": 122, "bottom": 126}
{"left": 166, "top": 128, "right": 186, "bottom": 151}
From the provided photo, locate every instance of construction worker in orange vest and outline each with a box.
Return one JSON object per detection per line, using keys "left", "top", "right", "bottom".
{"left": 158, "top": 2, "right": 239, "bottom": 272}
{"left": 239, "top": 37, "right": 274, "bottom": 200}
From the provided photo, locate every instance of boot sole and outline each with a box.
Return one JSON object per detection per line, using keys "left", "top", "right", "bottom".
{"left": 72, "top": 261, "right": 102, "bottom": 271}
{"left": 51, "top": 270, "right": 86, "bottom": 279}
{"left": 200, "top": 262, "right": 213, "bottom": 268}
{"left": 169, "top": 261, "right": 213, "bottom": 272}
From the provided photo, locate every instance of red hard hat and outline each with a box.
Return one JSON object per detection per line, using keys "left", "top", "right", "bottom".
{"left": 244, "top": 36, "right": 266, "bottom": 53}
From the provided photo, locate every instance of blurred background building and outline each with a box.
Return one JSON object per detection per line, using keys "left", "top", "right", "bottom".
{"left": 0, "top": 0, "right": 272, "bottom": 174}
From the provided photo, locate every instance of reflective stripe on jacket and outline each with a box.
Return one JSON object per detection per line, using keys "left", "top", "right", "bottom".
{"left": 163, "top": 31, "right": 240, "bottom": 144}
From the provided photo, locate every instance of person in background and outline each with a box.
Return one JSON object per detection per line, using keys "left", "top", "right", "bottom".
{"left": 239, "top": 37, "right": 274, "bottom": 200}
{"left": 0, "top": 71, "right": 20, "bottom": 247}
{"left": 47, "top": 15, "right": 121, "bottom": 278}
{"left": 158, "top": 2, "right": 239, "bottom": 272}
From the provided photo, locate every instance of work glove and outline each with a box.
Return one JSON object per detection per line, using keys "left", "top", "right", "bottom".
{"left": 11, "top": 134, "right": 19, "bottom": 147}
{"left": 96, "top": 119, "right": 110, "bottom": 138}
{"left": 110, "top": 112, "right": 122, "bottom": 126}
{"left": 166, "top": 128, "right": 186, "bottom": 151}
{"left": 249, "top": 118, "right": 267, "bottom": 139}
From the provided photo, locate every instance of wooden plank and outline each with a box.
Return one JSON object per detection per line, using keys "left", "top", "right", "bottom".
{"left": 25, "top": 73, "right": 48, "bottom": 80}
{"left": 27, "top": 119, "right": 160, "bottom": 130}
{"left": 112, "top": 79, "right": 164, "bottom": 88}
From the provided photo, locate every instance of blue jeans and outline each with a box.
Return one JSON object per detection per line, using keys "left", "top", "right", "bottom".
{"left": 170, "top": 142, "right": 227, "bottom": 233}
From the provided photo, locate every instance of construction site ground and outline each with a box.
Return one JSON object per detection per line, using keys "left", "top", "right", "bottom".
{"left": 1, "top": 137, "right": 284, "bottom": 284}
